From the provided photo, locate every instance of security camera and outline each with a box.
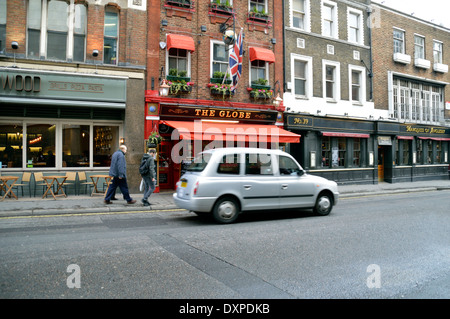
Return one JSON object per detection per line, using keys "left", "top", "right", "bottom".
{"left": 11, "top": 41, "right": 19, "bottom": 50}
{"left": 92, "top": 49, "right": 99, "bottom": 57}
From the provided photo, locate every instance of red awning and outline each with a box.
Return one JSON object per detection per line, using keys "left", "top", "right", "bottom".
{"left": 162, "top": 120, "right": 300, "bottom": 143}
{"left": 166, "top": 34, "right": 195, "bottom": 52}
{"left": 249, "top": 47, "right": 275, "bottom": 64}
{"left": 419, "top": 137, "right": 450, "bottom": 141}
{"left": 397, "top": 136, "right": 414, "bottom": 140}
{"left": 322, "top": 132, "right": 370, "bottom": 138}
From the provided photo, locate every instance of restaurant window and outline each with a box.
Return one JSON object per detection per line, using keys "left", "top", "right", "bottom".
{"left": 104, "top": 7, "right": 119, "bottom": 65}
{"left": 27, "top": 0, "right": 87, "bottom": 61}
{"left": 353, "top": 138, "right": 360, "bottom": 167}
{"left": 0, "top": 0, "right": 6, "bottom": 54}
{"left": 27, "top": 124, "right": 56, "bottom": 168}
{"left": 0, "top": 124, "right": 23, "bottom": 168}
{"left": 321, "top": 136, "right": 330, "bottom": 167}
{"left": 94, "top": 126, "right": 119, "bottom": 167}
{"left": 62, "top": 124, "right": 90, "bottom": 167}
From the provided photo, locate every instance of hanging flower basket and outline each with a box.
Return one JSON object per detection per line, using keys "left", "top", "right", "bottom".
{"left": 147, "top": 132, "right": 162, "bottom": 148}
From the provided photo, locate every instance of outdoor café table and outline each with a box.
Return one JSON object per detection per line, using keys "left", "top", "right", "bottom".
{"left": 42, "top": 175, "right": 67, "bottom": 200}
{"left": 90, "top": 175, "right": 112, "bottom": 196}
{"left": 0, "top": 176, "right": 19, "bottom": 201}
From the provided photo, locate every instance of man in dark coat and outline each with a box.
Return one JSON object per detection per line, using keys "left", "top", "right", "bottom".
{"left": 104, "top": 145, "right": 136, "bottom": 204}
{"left": 141, "top": 149, "right": 156, "bottom": 206}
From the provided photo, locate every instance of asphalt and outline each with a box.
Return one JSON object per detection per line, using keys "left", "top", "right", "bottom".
{"left": 1, "top": 179, "right": 449, "bottom": 218}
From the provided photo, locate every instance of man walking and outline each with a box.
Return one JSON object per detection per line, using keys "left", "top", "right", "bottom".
{"left": 104, "top": 145, "right": 136, "bottom": 204}
{"left": 140, "top": 149, "right": 156, "bottom": 206}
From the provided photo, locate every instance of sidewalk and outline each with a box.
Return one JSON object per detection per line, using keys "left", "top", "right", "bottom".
{"left": 1, "top": 180, "right": 449, "bottom": 217}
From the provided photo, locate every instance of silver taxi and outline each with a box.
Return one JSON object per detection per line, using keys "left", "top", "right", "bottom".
{"left": 173, "top": 148, "right": 339, "bottom": 223}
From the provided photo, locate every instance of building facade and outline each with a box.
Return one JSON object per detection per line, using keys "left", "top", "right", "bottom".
{"left": 282, "top": 0, "right": 450, "bottom": 184}
{"left": 146, "top": 0, "right": 299, "bottom": 191}
{"left": 371, "top": 3, "right": 450, "bottom": 183}
{"left": 0, "top": 0, "right": 146, "bottom": 193}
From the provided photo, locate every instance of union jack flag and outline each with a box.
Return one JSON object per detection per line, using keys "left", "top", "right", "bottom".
{"left": 229, "top": 28, "right": 243, "bottom": 92}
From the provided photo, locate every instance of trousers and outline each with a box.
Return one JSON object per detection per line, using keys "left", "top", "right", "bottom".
{"left": 105, "top": 177, "right": 132, "bottom": 202}
{"left": 142, "top": 175, "right": 156, "bottom": 201}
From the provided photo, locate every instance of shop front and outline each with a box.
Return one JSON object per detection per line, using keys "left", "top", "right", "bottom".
{"left": 284, "top": 113, "right": 450, "bottom": 184}
{"left": 144, "top": 94, "right": 300, "bottom": 191}
{"left": 0, "top": 68, "right": 135, "bottom": 180}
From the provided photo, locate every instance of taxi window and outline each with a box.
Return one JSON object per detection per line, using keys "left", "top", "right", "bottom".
{"left": 187, "top": 153, "right": 212, "bottom": 172}
{"left": 245, "top": 153, "right": 273, "bottom": 175}
{"left": 278, "top": 155, "right": 302, "bottom": 175}
{"left": 217, "top": 154, "right": 240, "bottom": 174}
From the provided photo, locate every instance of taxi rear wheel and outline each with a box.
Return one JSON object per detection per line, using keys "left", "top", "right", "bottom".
{"left": 212, "top": 197, "right": 240, "bottom": 224}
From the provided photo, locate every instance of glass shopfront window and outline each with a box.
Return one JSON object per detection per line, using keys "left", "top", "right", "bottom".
{"left": 93, "top": 125, "right": 119, "bottom": 167}
{"left": 27, "top": 124, "right": 56, "bottom": 168}
{"left": 62, "top": 124, "right": 90, "bottom": 167}
{"left": 0, "top": 124, "right": 23, "bottom": 168}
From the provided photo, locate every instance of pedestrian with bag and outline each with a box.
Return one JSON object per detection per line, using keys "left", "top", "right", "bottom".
{"left": 139, "top": 149, "right": 156, "bottom": 206}
{"left": 104, "top": 144, "right": 136, "bottom": 205}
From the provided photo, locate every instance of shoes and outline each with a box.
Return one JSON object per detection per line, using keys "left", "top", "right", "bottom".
{"left": 142, "top": 198, "right": 151, "bottom": 206}
{"left": 104, "top": 200, "right": 112, "bottom": 204}
{"left": 111, "top": 197, "right": 118, "bottom": 200}
{"left": 127, "top": 200, "right": 136, "bottom": 204}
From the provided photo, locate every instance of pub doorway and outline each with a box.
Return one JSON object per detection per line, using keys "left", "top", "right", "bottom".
{"left": 378, "top": 146, "right": 386, "bottom": 182}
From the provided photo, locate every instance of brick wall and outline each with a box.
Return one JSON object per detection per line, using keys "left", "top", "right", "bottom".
{"left": 371, "top": 5, "right": 450, "bottom": 116}
{"left": 151, "top": 0, "right": 280, "bottom": 104}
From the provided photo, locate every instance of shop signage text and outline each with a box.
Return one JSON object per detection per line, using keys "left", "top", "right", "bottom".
{"left": 161, "top": 105, "right": 277, "bottom": 123}
{"left": 1, "top": 74, "right": 41, "bottom": 92}
{"left": 405, "top": 125, "right": 446, "bottom": 135}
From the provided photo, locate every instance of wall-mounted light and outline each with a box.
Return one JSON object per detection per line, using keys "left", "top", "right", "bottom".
{"left": 161, "top": 19, "right": 168, "bottom": 27}
{"left": 119, "top": 137, "right": 125, "bottom": 145}
{"left": 92, "top": 49, "right": 99, "bottom": 57}
{"left": 200, "top": 25, "right": 207, "bottom": 32}
{"left": 159, "top": 79, "right": 170, "bottom": 97}
{"left": 273, "top": 93, "right": 282, "bottom": 107}
{"left": 11, "top": 41, "right": 19, "bottom": 50}
{"left": 270, "top": 38, "right": 276, "bottom": 44}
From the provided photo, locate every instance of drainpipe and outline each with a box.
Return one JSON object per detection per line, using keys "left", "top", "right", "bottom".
{"left": 367, "top": 5, "right": 374, "bottom": 101}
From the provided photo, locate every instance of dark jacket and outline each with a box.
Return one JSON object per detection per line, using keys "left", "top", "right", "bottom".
{"left": 141, "top": 153, "right": 156, "bottom": 179}
{"left": 109, "top": 150, "right": 127, "bottom": 178}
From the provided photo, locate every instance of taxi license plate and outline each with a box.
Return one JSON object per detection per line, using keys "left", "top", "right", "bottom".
{"left": 181, "top": 181, "right": 187, "bottom": 188}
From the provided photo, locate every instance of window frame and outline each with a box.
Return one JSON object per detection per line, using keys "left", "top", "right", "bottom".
{"left": 321, "top": 0, "right": 338, "bottom": 39}
{"left": 414, "top": 34, "right": 425, "bottom": 60}
{"left": 291, "top": 53, "right": 313, "bottom": 99}
{"left": 249, "top": 59, "right": 269, "bottom": 86}
{"left": 290, "top": 0, "right": 310, "bottom": 32}
{"left": 166, "top": 47, "right": 191, "bottom": 77}
{"left": 103, "top": 6, "right": 119, "bottom": 65}
{"left": 347, "top": 7, "right": 364, "bottom": 45}
{"left": 210, "top": 40, "right": 230, "bottom": 78}
{"left": 393, "top": 28, "right": 405, "bottom": 54}
{"left": 322, "top": 60, "right": 340, "bottom": 101}
{"left": 26, "top": 0, "right": 87, "bottom": 62}
{"left": 348, "top": 64, "right": 366, "bottom": 104}
{"left": 433, "top": 40, "right": 443, "bottom": 64}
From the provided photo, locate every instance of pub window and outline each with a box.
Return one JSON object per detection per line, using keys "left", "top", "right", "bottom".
{"left": 27, "top": 124, "right": 56, "bottom": 168}
{"left": 104, "top": 6, "right": 119, "bottom": 65}
{"left": 416, "top": 139, "right": 423, "bottom": 164}
{"left": 0, "top": 124, "right": 23, "bottom": 168}
{"left": 62, "top": 124, "right": 90, "bottom": 167}
{"left": 337, "top": 138, "right": 346, "bottom": 167}
{"left": 353, "top": 138, "right": 360, "bottom": 167}
{"left": 402, "top": 140, "right": 410, "bottom": 165}
{"left": 249, "top": 0, "right": 267, "bottom": 14}
{"left": 427, "top": 140, "right": 433, "bottom": 163}
{"left": 168, "top": 48, "right": 188, "bottom": 76}
{"left": 211, "top": 41, "right": 229, "bottom": 77}
{"left": 245, "top": 153, "right": 273, "bottom": 175}
{"left": 321, "top": 136, "right": 330, "bottom": 167}
{"left": 250, "top": 59, "right": 268, "bottom": 86}
{"left": 436, "top": 141, "right": 442, "bottom": 163}
{"left": 217, "top": 154, "right": 240, "bottom": 174}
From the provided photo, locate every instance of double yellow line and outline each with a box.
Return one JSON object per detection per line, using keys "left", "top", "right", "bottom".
{"left": 0, "top": 208, "right": 185, "bottom": 220}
